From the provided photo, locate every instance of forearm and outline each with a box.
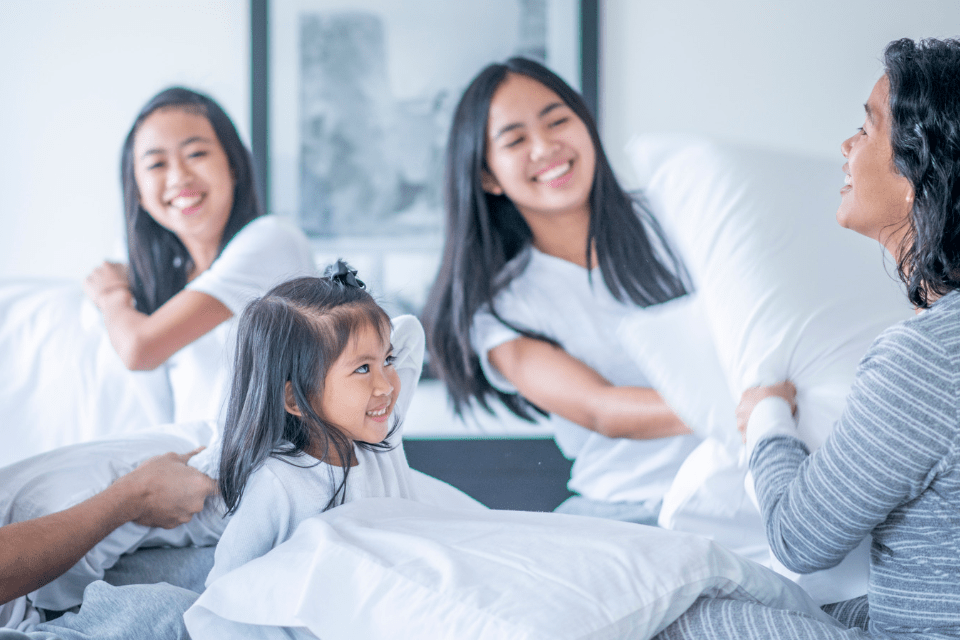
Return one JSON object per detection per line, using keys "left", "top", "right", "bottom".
{"left": 585, "top": 386, "right": 691, "bottom": 440}
{"left": 98, "top": 292, "right": 161, "bottom": 370}
{"left": 97, "top": 289, "right": 232, "bottom": 371}
{"left": 0, "top": 482, "right": 138, "bottom": 603}
{"left": 747, "top": 399, "right": 860, "bottom": 573}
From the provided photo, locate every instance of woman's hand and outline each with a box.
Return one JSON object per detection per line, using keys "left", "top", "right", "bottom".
{"left": 84, "top": 261, "right": 132, "bottom": 309}
{"left": 737, "top": 381, "right": 797, "bottom": 441}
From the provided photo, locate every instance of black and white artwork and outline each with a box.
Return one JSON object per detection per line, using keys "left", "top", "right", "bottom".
{"left": 270, "top": 0, "right": 581, "bottom": 315}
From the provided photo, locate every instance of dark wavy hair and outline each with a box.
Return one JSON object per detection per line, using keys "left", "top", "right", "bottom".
{"left": 422, "top": 57, "right": 688, "bottom": 421}
{"left": 218, "top": 267, "right": 396, "bottom": 515}
{"left": 884, "top": 38, "right": 960, "bottom": 309}
{"left": 121, "top": 87, "right": 262, "bottom": 314}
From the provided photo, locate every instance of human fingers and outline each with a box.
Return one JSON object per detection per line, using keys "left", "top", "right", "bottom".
{"left": 175, "top": 446, "right": 207, "bottom": 463}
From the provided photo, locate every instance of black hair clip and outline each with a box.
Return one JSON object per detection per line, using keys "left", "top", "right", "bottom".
{"left": 327, "top": 259, "right": 366, "bottom": 289}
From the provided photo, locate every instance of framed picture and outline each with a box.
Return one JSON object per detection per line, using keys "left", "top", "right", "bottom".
{"left": 251, "top": 0, "right": 598, "bottom": 317}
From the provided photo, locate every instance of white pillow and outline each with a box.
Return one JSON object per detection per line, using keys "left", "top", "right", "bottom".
{"left": 0, "top": 421, "right": 225, "bottom": 612}
{"left": 185, "top": 497, "right": 835, "bottom": 640}
{"left": 617, "top": 294, "right": 770, "bottom": 565}
{"left": 623, "top": 134, "right": 913, "bottom": 603}
{"left": 0, "top": 280, "right": 174, "bottom": 467}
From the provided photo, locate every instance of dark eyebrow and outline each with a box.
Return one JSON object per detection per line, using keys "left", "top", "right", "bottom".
{"left": 491, "top": 102, "right": 567, "bottom": 140}
{"left": 139, "top": 136, "right": 213, "bottom": 160}
{"left": 864, "top": 102, "right": 875, "bottom": 124}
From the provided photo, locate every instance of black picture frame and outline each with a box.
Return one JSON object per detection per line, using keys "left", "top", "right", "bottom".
{"left": 250, "top": 0, "right": 598, "bottom": 226}
{"left": 249, "top": 0, "right": 598, "bottom": 317}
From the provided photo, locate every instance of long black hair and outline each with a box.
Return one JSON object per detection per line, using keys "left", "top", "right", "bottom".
{"left": 218, "top": 266, "right": 396, "bottom": 515}
{"left": 422, "top": 57, "right": 688, "bottom": 421}
{"left": 121, "top": 87, "right": 262, "bottom": 314}
{"left": 883, "top": 38, "right": 960, "bottom": 309}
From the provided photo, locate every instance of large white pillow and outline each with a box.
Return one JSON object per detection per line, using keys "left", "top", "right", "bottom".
{"left": 622, "top": 135, "right": 914, "bottom": 604}
{"left": 185, "top": 497, "right": 836, "bottom": 640}
{"left": 0, "top": 421, "right": 225, "bottom": 613}
{"left": 0, "top": 279, "right": 174, "bottom": 467}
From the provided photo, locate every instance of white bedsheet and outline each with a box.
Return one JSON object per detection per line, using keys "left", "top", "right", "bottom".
{"left": 0, "top": 279, "right": 173, "bottom": 467}
{"left": 186, "top": 497, "right": 836, "bottom": 640}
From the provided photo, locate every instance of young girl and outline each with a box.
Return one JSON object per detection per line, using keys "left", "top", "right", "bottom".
{"left": 207, "top": 263, "right": 425, "bottom": 584}
{"left": 423, "top": 58, "right": 700, "bottom": 523}
{"left": 83, "top": 87, "right": 316, "bottom": 424}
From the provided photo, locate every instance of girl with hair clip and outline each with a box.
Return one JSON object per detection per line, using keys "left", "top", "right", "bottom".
{"left": 657, "top": 37, "right": 960, "bottom": 639}
{"left": 83, "top": 86, "right": 315, "bottom": 424}
{"left": 423, "top": 58, "right": 700, "bottom": 524}
{"left": 206, "top": 263, "right": 427, "bottom": 585}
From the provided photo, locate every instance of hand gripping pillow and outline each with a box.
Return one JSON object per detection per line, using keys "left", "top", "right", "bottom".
{"left": 185, "top": 497, "right": 838, "bottom": 640}
{"left": 0, "top": 421, "right": 225, "bottom": 613}
{"left": 622, "top": 135, "right": 914, "bottom": 604}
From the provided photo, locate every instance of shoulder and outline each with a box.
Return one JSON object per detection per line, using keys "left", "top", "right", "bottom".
{"left": 224, "top": 216, "right": 313, "bottom": 257}
{"left": 869, "top": 293, "right": 960, "bottom": 370}
{"left": 856, "top": 294, "right": 960, "bottom": 411}
{"left": 190, "top": 217, "right": 317, "bottom": 312}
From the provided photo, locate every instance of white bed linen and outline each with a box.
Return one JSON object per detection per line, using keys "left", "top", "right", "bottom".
{"left": 186, "top": 497, "right": 835, "bottom": 640}
{"left": 0, "top": 279, "right": 173, "bottom": 468}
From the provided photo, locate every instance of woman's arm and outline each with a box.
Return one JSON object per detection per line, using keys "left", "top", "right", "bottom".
{"left": 488, "top": 336, "right": 691, "bottom": 439}
{"left": 0, "top": 449, "right": 216, "bottom": 604}
{"left": 84, "top": 261, "right": 232, "bottom": 371}
{"left": 741, "top": 323, "right": 955, "bottom": 574}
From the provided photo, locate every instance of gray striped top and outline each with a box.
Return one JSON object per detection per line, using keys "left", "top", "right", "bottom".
{"left": 750, "top": 289, "right": 960, "bottom": 636}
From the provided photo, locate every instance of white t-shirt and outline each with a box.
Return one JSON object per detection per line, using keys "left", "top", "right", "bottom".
{"left": 168, "top": 216, "right": 317, "bottom": 424}
{"left": 471, "top": 246, "right": 700, "bottom": 503}
{"left": 206, "top": 316, "right": 425, "bottom": 586}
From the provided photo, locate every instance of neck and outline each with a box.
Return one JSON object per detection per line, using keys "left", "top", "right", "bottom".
{"left": 523, "top": 205, "right": 594, "bottom": 268}
{"left": 182, "top": 240, "right": 220, "bottom": 282}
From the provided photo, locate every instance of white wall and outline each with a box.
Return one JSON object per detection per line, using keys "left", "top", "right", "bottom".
{"left": 601, "top": 0, "right": 960, "bottom": 187}
{"left": 3, "top": 1, "right": 958, "bottom": 279}
{"left": 0, "top": 1, "right": 249, "bottom": 280}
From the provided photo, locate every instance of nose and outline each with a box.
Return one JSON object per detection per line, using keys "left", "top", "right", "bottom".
{"left": 166, "top": 155, "right": 192, "bottom": 187}
{"left": 372, "top": 367, "right": 395, "bottom": 397}
{"left": 529, "top": 129, "right": 559, "bottom": 161}
{"left": 841, "top": 134, "right": 854, "bottom": 158}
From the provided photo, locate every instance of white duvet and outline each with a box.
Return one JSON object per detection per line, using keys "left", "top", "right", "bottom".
{"left": 186, "top": 497, "right": 838, "bottom": 640}
{"left": 0, "top": 278, "right": 173, "bottom": 467}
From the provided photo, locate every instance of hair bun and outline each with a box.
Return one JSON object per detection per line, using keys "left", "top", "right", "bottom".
{"left": 325, "top": 259, "right": 366, "bottom": 289}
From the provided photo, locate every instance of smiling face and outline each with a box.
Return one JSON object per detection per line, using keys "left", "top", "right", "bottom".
{"left": 838, "top": 75, "right": 914, "bottom": 256}
{"left": 132, "top": 106, "right": 235, "bottom": 271}
{"left": 317, "top": 321, "right": 400, "bottom": 450}
{"left": 481, "top": 73, "right": 596, "bottom": 225}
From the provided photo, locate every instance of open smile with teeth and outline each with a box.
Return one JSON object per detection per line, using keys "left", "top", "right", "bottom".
{"left": 366, "top": 405, "right": 390, "bottom": 418}
{"left": 535, "top": 161, "right": 573, "bottom": 183}
{"left": 170, "top": 193, "right": 205, "bottom": 211}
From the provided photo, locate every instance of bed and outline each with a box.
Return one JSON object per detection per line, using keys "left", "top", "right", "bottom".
{"left": 0, "top": 134, "right": 915, "bottom": 638}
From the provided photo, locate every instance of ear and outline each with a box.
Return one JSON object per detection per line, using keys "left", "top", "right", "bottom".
{"left": 480, "top": 169, "right": 504, "bottom": 195}
{"left": 284, "top": 381, "right": 302, "bottom": 417}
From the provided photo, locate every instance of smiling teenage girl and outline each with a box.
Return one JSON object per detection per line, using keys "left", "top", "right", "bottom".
{"left": 84, "top": 87, "right": 316, "bottom": 424}
{"left": 658, "top": 37, "right": 960, "bottom": 640}
{"left": 424, "top": 58, "right": 699, "bottom": 523}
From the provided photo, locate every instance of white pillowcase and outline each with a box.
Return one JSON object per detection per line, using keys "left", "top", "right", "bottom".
{"left": 0, "top": 421, "right": 225, "bottom": 613}
{"left": 186, "top": 497, "right": 836, "bottom": 640}
{"left": 0, "top": 280, "right": 174, "bottom": 467}
{"left": 621, "top": 134, "right": 914, "bottom": 604}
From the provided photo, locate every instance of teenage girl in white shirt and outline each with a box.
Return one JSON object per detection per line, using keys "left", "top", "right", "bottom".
{"left": 423, "top": 58, "right": 699, "bottom": 523}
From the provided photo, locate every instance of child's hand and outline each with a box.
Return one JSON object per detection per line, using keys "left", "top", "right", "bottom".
{"left": 736, "top": 381, "right": 797, "bottom": 442}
